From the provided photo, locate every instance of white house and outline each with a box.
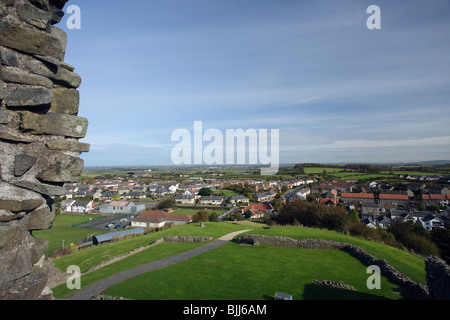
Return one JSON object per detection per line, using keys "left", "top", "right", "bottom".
{"left": 168, "top": 184, "right": 179, "bottom": 193}
{"left": 61, "top": 199, "right": 76, "bottom": 212}
{"left": 295, "top": 188, "right": 311, "bottom": 200}
{"left": 173, "top": 194, "right": 195, "bottom": 204}
{"left": 99, "top": 201, "right": 146, "bottom": 215}
{"left": 71, "top": 200, "right": 95, "bottom": 213}
{"left": 200, "top": 196, "right": 223, "bottom": 205}
{"left": 420, "top": 215, "right": 445, "bottom": 232}
{"left": 229, "top": 195, "right": 250, "bottom": 205}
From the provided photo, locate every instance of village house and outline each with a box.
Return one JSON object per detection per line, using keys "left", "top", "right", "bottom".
{"left": 229, "top": 194, "right": 250, "bottom": 205}
{"left": 340, "top": 192, "right": 374, "bottom": 204}
{"left": 200, "top": 195, "right": 223, "bottom": 205}
{"left": 378, "top": 194, "right": 410, "bottom": 208}
{"left": 173, "top": 194, "right": 195, "bottom": 204}
{"left": 254, "top": 190, "right": 276, "bottom": 202}
{"left": 131, "top": 210, "right": 193, "bottom": 227}
{"left": 70, "top": 200, "right": 95, "bottom": 214}
{"left": 360, "top": 201, "right": 380, "bottom": 215}
{"left": 422, "top": 194, "right": 449, "bottom": 207}
{"left": 99, "top": 201, "right": 146, "bottom": 215}
{"left": 318, "top": 198, "right": 339, "bottom": 207}
{"left": 61, "top": 199, "right": 76, "bottom": 212}
{"left": 242, "top": 203, "right": 274, "bottom": 219}
{"left": 420, "top": 215, "right": 445, "bottom": 232}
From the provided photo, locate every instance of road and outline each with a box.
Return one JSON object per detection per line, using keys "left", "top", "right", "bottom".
{"left": 66, "top": 229, "right": 250, "bottom": 300}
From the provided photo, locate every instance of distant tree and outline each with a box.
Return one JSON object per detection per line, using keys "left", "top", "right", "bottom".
{"left": 112, "top": 195, "right": 121, "bottom": 201}
{"left": 157, "top": 198, "right": 175, "bottom": 210}
{"left": 348, "top": 209, "right": 360, "bottom": 223}
{"left": 198, "top": 187, "right": 212, "bottom": 196}
{"left": 244, "top": 210, "right": 253, "bottom": 219}
{"left": 209, "top": 212, "right": 219, "bottom": 222}
{"left": 194, "top": 209, "right": 209, "bottom": 222}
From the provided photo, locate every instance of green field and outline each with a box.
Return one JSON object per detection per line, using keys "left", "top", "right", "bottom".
{"left": 33, "top": 214, "right": 108, "bottom": 256}
{"left": 47, "top": 220, "right": 427, "bottom": 300}
{"left": 104, "top": 242, "right": 405, "bottom": 300}
{"left": 301, "top": 166, "right": 443, "bottom": 181}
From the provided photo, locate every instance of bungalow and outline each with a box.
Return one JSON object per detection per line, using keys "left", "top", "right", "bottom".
{"left": 99, "top": 201, "right": 146, "bottom": 215}
{"left": 154, "top": 187, "right": 170, "bottom": 197}
{"left": 71, "top": 200, "right": 95, "bottom": 213}
{"left": 229, "top": 195, "right": 250, "bottom": 205}
{"left": 131, "top": 210, "right": 193, "bottom": 227}
{"left": 200, "top": 196, "right": 223, "bottom": 205}
{"left": 173, "top": 194, "right": 195, "bottom": 204}
{"left": 242, "top": 203, "right": 273, "bottom": 219}
{"left": 340, "top": 193, "right": 374, "bottom": 204}
{"left": 254, "top": 191, "right": 276, "bottom": 202}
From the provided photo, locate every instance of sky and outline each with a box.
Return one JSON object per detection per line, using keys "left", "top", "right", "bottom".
{"left": 58, "top": 0, "right": 450, "bottom": 167}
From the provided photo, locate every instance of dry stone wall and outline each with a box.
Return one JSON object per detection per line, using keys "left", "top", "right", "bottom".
{"left": 0, "top": 0, "right": 88, "bottom": 300}
{"left": 235, "top": 234, "right": 437, "bottom": 300}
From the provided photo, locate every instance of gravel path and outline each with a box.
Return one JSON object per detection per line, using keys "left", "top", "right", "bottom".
{"left": 66, "top": 229, "right": 250, "bottom": 300}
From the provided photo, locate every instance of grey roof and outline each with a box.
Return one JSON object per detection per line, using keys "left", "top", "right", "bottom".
{"left": 93, "top": 228, "right": 145, "bottom": 244}
{"left": 201, "top": 196, "right": 223, "bottom": 201}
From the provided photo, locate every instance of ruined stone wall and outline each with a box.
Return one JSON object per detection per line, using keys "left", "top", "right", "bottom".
{"left": 0, "top": 0, "right": 88, "bottom": 300}
{"left": 235, "top": 234, "right": 432, "bottom": 300}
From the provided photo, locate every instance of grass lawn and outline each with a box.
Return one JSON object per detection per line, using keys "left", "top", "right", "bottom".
{"left": 104, "top": 242, "right": 405, "bottom": 300}
{"left": 49, "top": 222, "right": 427, "bottom": 300}
{"left": 52, "top": 242, "right": 205, "bottom": 299}
{"left": 249, "top": 226, "right": 426, "bottom": 284}
{"left": 51, "top": 222, "right": 250, "bottom": 274}
{"left": 33, "top": 214, "right": 108, "bottom": 256}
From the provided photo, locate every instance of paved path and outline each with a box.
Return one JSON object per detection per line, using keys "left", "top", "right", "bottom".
{"left": 66, "top": 230, "right": 249, "bottom": 300}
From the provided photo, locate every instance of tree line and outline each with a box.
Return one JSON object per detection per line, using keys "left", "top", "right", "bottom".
{"left": 275, "top": 199, "right": 448, "bottom": 263}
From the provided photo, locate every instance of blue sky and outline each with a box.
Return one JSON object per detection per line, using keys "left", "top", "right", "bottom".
{"left": 59, "top": 0, "right": 450, "bottom": 167}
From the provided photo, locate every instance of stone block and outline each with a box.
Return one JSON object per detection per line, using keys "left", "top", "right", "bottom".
{"left": 0, "top": 182, "right": 44, "bottom": 212}
{"left": 16, "top": 2, "right": 52, "bottom": 30}
{"left": 50, "top": 88, "right": 79, "bottom": 114}
{"left": 20, "top": 111, "right": 88, "bottom": 138}
{"left": 46, "top": 139, "right": 90, "bottom": 152}
{"left": 4, "top": 87, "right": 54, "bottom": 107}
{"left": 0, "top": 66, "right": 53, "bottom": 87}
{"left": 26, "top": 205, "right": 55, "bottom": 231}
{"left": 0, "top": 21, "right": 65, "bottom": 61}
{"left": 37, "top": 155, "right": 84, "bottom": 183}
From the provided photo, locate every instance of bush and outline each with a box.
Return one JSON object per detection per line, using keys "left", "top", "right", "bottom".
{"left": 388, "top": 220, "right": 440, "bottom": 257}
{"left": 276, "top": 199, "right": 349, "bottom": 231}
